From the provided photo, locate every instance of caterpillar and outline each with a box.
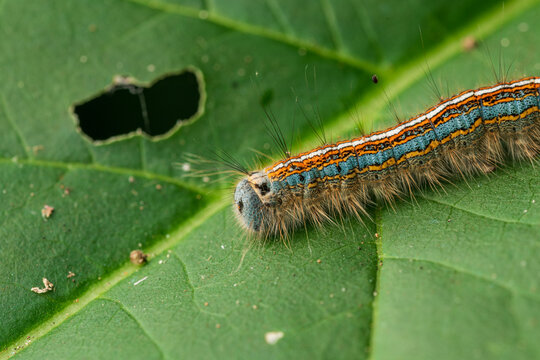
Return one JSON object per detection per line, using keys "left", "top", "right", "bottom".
{"left": 233, "top": 77, "right": 540, "bottom": 237}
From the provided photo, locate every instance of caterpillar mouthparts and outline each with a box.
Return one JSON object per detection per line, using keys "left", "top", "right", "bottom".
{"left": 234, "top": 77, "right": 540, "bottom": 237}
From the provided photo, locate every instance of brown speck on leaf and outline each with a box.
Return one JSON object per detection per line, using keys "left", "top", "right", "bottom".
{"left": 462, "top": 36, "right": 477, "bottom": 51}
{"left": 316, "top": 259, "right": 322, "bottom": 264}
{"left": 67, "top": 271, "right": 76, "bottom": 278}
{"left": 31, "top": 278, "right": 54, "bottom": 294}
{"left": 128, "top": 176, "right": 135, "bottom": 183}
{"left": 32, "top": 145, "right": 44, "bottom": 155}
{"left": 252, "top": 305, "right": 258, "bottom": 310}
{"left": 204, "top": 302, "right": 209, "bottom": 307}
{"left": 215, "top": 324, "right": 221, "bottom": 329}
{"left": 374, "top": 233, "right": 379, "bottom": 238}
{"left": 130, "top": 250, "right": 148, "bottom": 265}
{"left": 41, "top": 205, "right": 54, "bottom": 219}
{"left": 89, "top": 24, "right": 97, "bottom": 32}
{"left": 155, "top": 184, "right": 162, "bottom": 190}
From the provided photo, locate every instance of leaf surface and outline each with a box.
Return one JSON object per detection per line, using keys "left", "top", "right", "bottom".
{"left": 0, "top": 0, "right": 538, "bottom": 359}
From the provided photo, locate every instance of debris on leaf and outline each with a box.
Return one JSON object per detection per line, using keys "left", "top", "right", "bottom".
{"left": 32, "top": 145, "right": 44, "bottom": 155}
{"left": 41, "top": 205, "right": 54, "bottom": 219}
{"left": 31, "top": 278, "right": 54, "bottom": 294}
{"left": 462, "top": 35, "right": 477, "bottom": 51}
{"left": 265, "top": 331, "right": 284, "bottom": 345}
{"left": 133, "top": 276, "right": 148, "bottom": 286}
{"left": 60, "top": 184, "right": 71, "bottom": 196}
{"left": 130, "top": 250, "right": 148, "bottom": 265}
{"left": 67, "top": 271, "right": 76, "bottom": 278}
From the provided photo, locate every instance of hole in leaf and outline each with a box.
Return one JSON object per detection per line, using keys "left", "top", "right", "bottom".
{"left": 74, "top": 69, "right": 203, "bottom": 142}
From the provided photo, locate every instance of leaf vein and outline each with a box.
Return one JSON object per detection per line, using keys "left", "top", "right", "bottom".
{"left": 423, "top": 196, "right": 539, "bottom": 226}
{"left": 99, "top": 298, "right": 165, "bottom": 359}
{"left": 0, "top": 93, "right": 32, "bottom": 159}
{"left": 367, "top": 206, "right": 384, "bottom": 360}
{"left": 319, "top": 0, "right": 343, "bottom": 51}
{"left": 0, "top": 157, "right": 206, "bottom": 195}
{"left": 382, "top": 256, "right": 540, "bottom": 301}
{"left": 265, "top": 0, "right": 294, "bottom": 35}
{"left": 121, "top": 0, "right": 381, "bottom": 74}
{"left": 169, "top": 251, "right": 226, "bottom": 318}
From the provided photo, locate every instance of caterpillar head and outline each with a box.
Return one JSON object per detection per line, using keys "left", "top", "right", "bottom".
{"left": 233, "top": 171, "right": 275, "bottom": 233}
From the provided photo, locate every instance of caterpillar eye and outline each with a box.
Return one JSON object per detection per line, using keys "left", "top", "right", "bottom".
{"left": 237, "top": 200, "right": 244, "bottom": 214}
{"left": 258, "top": 182, "right": 270, "bottom": 196}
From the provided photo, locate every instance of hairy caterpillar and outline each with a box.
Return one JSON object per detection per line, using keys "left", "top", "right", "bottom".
{"left": 233, "top": 77, "right": 540, "bottom": 237}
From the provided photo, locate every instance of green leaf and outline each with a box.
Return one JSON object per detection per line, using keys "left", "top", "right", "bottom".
{"left": 1, "top": 0, "right": 539, "bottom": 359}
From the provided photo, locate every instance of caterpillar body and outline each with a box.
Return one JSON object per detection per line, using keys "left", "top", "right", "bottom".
{"left": 233, "top": 77, "right": 540, "bottom": 237}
